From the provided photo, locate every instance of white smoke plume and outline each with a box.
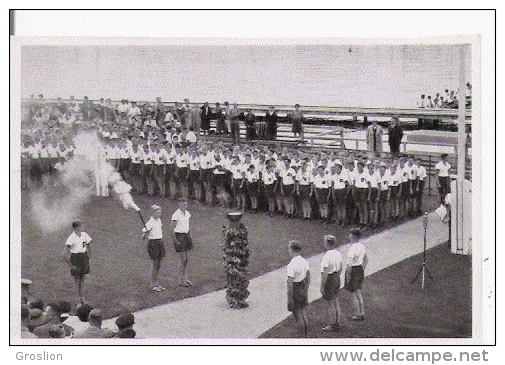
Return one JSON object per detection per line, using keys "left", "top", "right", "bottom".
{"left": 29, "top": 131, "right": 139, "bottom": 234}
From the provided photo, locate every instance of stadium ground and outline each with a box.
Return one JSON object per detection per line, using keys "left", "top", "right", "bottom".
{"left": 20, "top": 188, "right": 441, "bottom": 320}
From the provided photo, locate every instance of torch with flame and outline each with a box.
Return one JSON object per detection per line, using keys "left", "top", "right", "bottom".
{"left": 112, "top": 180, "right": 147, "bottom": 229}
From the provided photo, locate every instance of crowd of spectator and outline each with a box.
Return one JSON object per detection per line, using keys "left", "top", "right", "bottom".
{"left": 417, "top": 82, "right": 472, "bottom": 110}
{"left": 21, "top": 294, "right": 136, "bottom": 339}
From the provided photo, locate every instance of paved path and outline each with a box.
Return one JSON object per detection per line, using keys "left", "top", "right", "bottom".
{"left": 103, "top": 213, "right": 448, "bottom": 339}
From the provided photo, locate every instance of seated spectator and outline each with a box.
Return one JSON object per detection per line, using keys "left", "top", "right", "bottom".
{"left": 71, "top": 308, "right": 116, "bottom": 338}
{"left": 28, "top": 308, "right": 47, "bottom": 333}
{"left": 28, "top": 298, "right": 45, "bottom": 311}
{"left": 21, "top": 305, "right": 37, "bottom": 338}
{"left": 64, "top": 302, "right": 93, "bottom": 333}
{"left": 48, "top": 324, "right": 67, "bottom": 338}
{"left": 33, "top": 302, "right": 74, "bottom": 338}
{"left": 114, "top": 313, "right": 136, "bottom": 338}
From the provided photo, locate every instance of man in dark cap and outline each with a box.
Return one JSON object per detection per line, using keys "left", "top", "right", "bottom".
{"left": 114, "top": 313, "right": 136, "bottom": 338}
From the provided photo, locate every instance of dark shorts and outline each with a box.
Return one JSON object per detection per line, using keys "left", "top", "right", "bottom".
{"left": 176, "top": 167, "right": 189, "bottom": 183}
{"left": 282, "top": 184, "right": 295, "bottom": 197}
{"left": 213, "top": 173, "right": 226, "bottom": 187}
{"left": 345, "top": 265, "right": 364, "bottom": 293}
{"left": 379, "top": 189, "right": 389, "bottom": 203}
{"left": 401, "top": 182, "right": 411, "bottom": 198}
{"left": 189, "top": 169, "right": 200, "bottom": 184}
{"left": 174, "top": 232, "right": 193, "bottom": 252}
{"left": 130, "top": 163, "right": 141, "bottom": 176}
{"left": 416, "top": 180, "right": 425, "bottom": 196}
{"left": 369, "top": 187, "right": 379, "bottom": 202}
{"left": 70, "top": 253, "right": 90, "bottom": 277}
{"left": 289, "top": 280, "right": 308, "bottom": 312}
{"left": 119, "top": 158, "right": 131, "bottom": 173}
{"left": 355, "top": 188, "right": 368, "bottom": 203}
{"left": 232, "top": 178, "right": 244, "bottom": 195}
{"left": 263, "top": 184, "right": 275, "bottom": 198}
{"left": 154, "top": 165, "right": 165, "bottom": 179}
{"left": 147, "top": 239, "right": 166, "bottom": 261}
{"left": 322, "top": 272, "right": 341, "bottom": 300}
{"left": 165, "top": 164, "right": 176, "bottom": 181}
{"left": 438, "top": 176, "right": 449, "bottom": 196}
{"left": 201, "top": 169, "right": 213, "bottom": 183}
{"left": 332, "top": 188, "right": 346, "bottom": 205}
{"left": 246, "top": 181, "right": 259, "bottom": 197}
{"left": 315, "top": 188, "right": 329, "bottom": 205}
{"left": 298, "top": 185, "right": 311, "bottom": 201}
{"left": 390, "top": 185, "right": 400, "bottom": 199}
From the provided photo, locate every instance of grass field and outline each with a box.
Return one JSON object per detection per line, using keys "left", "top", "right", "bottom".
{"left": 20, "top": 187, "right": 441, "bottom": 320}
{"left": 260, "top": 244, "right": 472, "bottom": 338}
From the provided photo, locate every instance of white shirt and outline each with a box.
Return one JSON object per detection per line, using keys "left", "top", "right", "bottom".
{"left": 262, "top": 170, "right": 277, "bottom": 185}
{"left": 287, "top": 255, "right": 310, "bottom": 283}
{"left": 153, "top": 150, "right": 165, "bottom": 165}
{"left": 345, "top": 168, "right": 356, "bottom": 186}
{"left": 407, "top": 164, "right": 418, "bottom": 181}
{"left": 388, "top": 170, "right": 401, "bottom": 187}
{"left": 378, "top": 172, "right": 390, "bottom": 191}
{"left": 65, "top": 231, "right": 92, "bottom": 254}
{"left": 143, "top": 150, "right": 154, "bottom": 165}
{"left": 245, "top": 170, "right": 260, "bottom": 183}
{"left": 189, "top": 155, "right": 200, "bottom": 170}
{"left": 200, "top": 153, "right": 215, "bottom": 169}
{"left": 320, "top": 249, "right": 343, "bottom": 274}
{"left": 354, "top": 171, "right": 370, "bottom": 188}
{"left": 331, "top": 172, "right": 349, "bottom": 190}
{"left": 400, "top": 165, "right": 410, "bottom": 183}
{"left": 128, "top": 106, "right": 141, "bottom": 119}
{"left": 165, "top": 149, "right": 176, "bottom": 164}
{"left": 367, "top": 170, "right": 379, "bottom": 188}
{"left": 347, "top": 242, "right": 366, "bottom": 267}
{"left": 165, "top": 112, "right": 175, "bottom": 123}
{"left": 281, "top": 167, "right": 297, "bottom": 185}
{"left": 143, "top": 217, "right": 163, "bottom": 239}
{"left": 171, "top": 209, "right": 191, "bottom": 233}
{"left": 435, "top": 161, "right": 451, "bottom": 177}
{"left": 313, "top": 173, "right": 330, "bottom": 189}
{"left": 416, "top": 165, "right": 427, "bottom": 180}
{"left": 231, "top": 163, "right": 245, "bottom": 179}
{"left": 296, "top": 169, "right": 313, "bottom": 186}
{"left": 175, "top": 153, "right": 189, "bottom": 168}
{"left": 130, "top": 150, "right": 142, "bottom": 164}
{"left": 186, "top": 131, "right": 197, "bottom": 143}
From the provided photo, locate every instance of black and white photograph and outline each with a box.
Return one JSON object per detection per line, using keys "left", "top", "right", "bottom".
{"left": 9, "top": 9, "right": 494, "bottom": 352}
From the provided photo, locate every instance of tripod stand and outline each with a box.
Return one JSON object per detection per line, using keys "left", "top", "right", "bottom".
{"left": 412, "top": 213, "right": 434, "bottom": 289}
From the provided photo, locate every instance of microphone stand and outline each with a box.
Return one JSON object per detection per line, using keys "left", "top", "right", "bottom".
{"left": 412, "top": 212, "right": 435, "bottom": 289}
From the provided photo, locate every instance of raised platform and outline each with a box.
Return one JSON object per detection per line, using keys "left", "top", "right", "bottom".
{"left": 407, "top": 130, "right": 458, "bottom": 145}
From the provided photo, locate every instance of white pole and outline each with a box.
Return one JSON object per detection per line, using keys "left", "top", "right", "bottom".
{"left": 456, "top": 45, "right": 467, "bottom": 252}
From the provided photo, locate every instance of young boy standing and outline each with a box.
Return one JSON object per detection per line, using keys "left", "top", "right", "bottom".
{"left": 62, "top": 219, "right": 92, "bottom": 303}
{"left": 142, "top": 205, "right": 166, "bottom": 292}
{"left": 287, "top": 240, "right": 310, "bottom": 337}
{"left": 320, "top": 235, "right": 343, "bottom": 332}
{"left": 171, "top": 198, "right": 194, "bottom": 287}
